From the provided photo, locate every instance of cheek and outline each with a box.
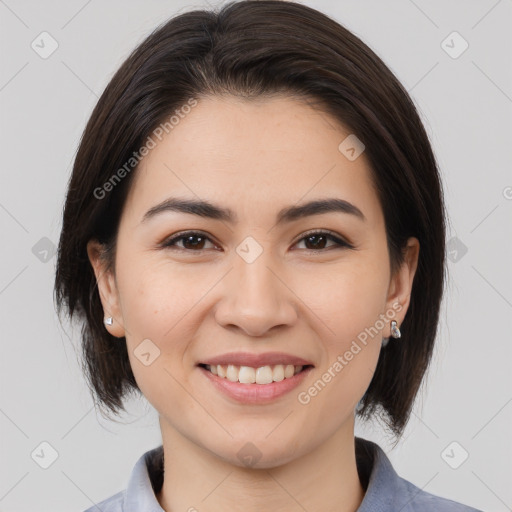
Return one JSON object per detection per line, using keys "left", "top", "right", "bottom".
{"left": 117, "top": 256, "right": 205, "bottom": 340}
{"left": 298, "top": 277, "right": 384, "bottom": 431}
{"left": 296, "top": 257, "right": 388, "bottom": 408}
{"left": 301, "top": 255, "right": 390, "bottom": 343}
{"left": 115, "top": 260, "right": 202, "bottom": 394}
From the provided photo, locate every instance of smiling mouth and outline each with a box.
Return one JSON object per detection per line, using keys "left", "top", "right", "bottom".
{"left": 198, "top": 363, "right": 314, "bottom": 385}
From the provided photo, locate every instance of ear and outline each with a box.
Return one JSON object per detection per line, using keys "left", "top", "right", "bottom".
{"left": 385, "top": 237, "right": 420, "bottom": 337}
{"left": 86, "top": 239, "right": 126, "bottom": 338}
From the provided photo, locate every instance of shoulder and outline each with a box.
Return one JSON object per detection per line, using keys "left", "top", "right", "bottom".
{"left": 396, "top": 475, "right": 483, "bottom": 511}
{"left": 355, "top": 437, "right": 483, "bottom": 512}
{"left": 82, "top": 490, "right": 125, "bottom": 512}
{"left": 80, "top": 444, "right": 164, "bottom": 512}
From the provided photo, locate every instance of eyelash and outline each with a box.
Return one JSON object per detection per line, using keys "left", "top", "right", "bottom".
{"left": 161, "top": 229, "right": 353, "bottom": 253}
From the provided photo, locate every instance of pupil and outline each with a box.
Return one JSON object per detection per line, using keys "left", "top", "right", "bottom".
{"left": 185, "top": 235, "right": 204, "bottom": 249}
{"left": 182, "top": 234, "right": 328, "bottom": 250}
{"left": 307, "top": 234, "right": 326, "bottom": 249}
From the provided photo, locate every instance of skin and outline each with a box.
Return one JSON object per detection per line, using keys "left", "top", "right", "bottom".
{"left": 88, "top": 94, "right": 419, "bottom": 512}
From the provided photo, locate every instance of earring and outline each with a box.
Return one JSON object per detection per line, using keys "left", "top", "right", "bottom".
{"left": 390, "top": 320, "right": 401, "bottom": 339}
{"left": 104, "top": 317, "right": 113, "bottom": 326}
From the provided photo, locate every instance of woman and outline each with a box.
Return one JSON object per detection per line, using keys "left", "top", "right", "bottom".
{"left": 54, "top": 1, "right": 483, "bottom": 510}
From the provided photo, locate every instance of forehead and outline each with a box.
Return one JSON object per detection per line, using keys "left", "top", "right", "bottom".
{"left": 124, "top": 94, "right": 382, "bottom": 227}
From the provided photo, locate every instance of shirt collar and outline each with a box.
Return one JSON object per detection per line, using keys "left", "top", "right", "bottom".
{"left": 123, "top": 437, "right": 410, "bottom": 512}
{"left": 124, "top": 444, "right": 165, "bottom": 512}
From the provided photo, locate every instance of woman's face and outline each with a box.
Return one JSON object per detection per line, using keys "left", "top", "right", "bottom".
{"left": 89, "top": 95, "right": 418, "bottom": 467}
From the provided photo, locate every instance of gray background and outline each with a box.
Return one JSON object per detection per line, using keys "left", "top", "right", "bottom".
{"left": 0, "top": 0, "right": 511, "bottom": 511}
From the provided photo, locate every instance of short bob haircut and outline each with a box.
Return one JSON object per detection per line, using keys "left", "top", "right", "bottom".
{"left": 54, "top": 0, "right": 446, "bottom": 438}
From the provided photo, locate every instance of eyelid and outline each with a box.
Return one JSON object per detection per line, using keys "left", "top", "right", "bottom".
{"left": 292, "top": 228, "right": 353, "bottom": 248}
{"left": 160, "top": 230, "right": 219, "bottom": 250}
{"left": 161, "top": 229, "right": 354, "bottom": 251}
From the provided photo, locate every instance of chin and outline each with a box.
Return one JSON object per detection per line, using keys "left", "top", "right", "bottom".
{"left": 208, "top": 435, "right": 304, "bottom": 470}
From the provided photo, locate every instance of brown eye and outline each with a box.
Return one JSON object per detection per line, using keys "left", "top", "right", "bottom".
{"left": 161, "top": 229, "right": 352, "bottom": 253}
{"left": 162, "top": 231, "right": 216, "bottom": 251}
{"left": 295, "top": 231, "right": 352, "bottom": 251}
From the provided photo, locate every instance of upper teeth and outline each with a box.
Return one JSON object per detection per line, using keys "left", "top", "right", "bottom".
{"left": 205, "top": 364, "right": 304, "bottom": 384}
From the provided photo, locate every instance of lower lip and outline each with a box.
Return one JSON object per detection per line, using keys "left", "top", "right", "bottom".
{"left": 198, "top": 365, "right": 314, "bottom": 404}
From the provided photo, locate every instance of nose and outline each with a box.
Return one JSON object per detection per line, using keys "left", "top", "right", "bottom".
{"left": 214, "top": 251, "right": 298, "bottom": 337}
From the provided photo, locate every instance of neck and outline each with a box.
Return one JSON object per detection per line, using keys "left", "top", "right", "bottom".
{"left": 156, "top": 416, "right": 365, "bottom": 512}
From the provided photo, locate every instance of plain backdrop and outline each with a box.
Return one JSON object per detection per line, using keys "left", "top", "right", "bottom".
{"left": 0, "top": 0, "right": 511, "bottom": 511}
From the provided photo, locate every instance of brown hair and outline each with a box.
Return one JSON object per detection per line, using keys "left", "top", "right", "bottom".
{"left": 54, "top": 0, "right": 446, "bottom": 438}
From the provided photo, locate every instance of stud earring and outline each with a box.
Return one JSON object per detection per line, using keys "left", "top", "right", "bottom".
{"left": 104, "top": 317, "right": 113, "bottom": 326}
{"left": 390, "top": 320, "right": 401, "bottom": 339}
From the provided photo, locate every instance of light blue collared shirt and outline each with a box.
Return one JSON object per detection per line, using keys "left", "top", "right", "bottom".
{"left": 84, "top": 437, "right": 482, "bottom": 511}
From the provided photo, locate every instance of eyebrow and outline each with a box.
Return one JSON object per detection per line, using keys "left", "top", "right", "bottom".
{"left": 141, "top": 197, "right": 366, "bottom": 225}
